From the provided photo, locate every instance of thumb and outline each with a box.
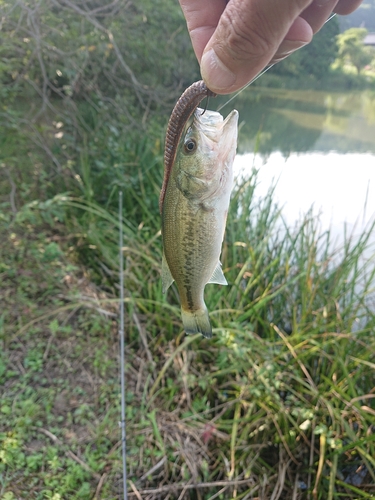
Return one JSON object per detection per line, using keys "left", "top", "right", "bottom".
{"left": 201, "top": 0, "right": 314, "bottom": 94}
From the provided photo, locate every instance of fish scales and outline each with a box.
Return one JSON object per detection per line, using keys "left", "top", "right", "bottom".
{"left": 163, "top": 188, "right": 222, "bottom": 313}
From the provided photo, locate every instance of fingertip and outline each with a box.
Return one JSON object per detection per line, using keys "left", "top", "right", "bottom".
{"left": 285, "top": 16, "right": 313, "bottom": 43}
{"left": 271, "top": 16, "right": 312, "bottom": 63}
{"left": 334, "top": 0, "right": 363, "bottom": 15}
{"left": 189, "top": 25, "right": 217, "bottom": 62}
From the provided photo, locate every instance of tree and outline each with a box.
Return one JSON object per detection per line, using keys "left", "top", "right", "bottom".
{"left": 300, "top": 15, "right": 340, "bottom": 79}
{"left": 336, "top": 28, "right": 375, "bottom": 74}
{"left": 0, "top": 0, "right": 200, "bottom": 129}
{"left": 0, "top": 0, "right": 201, "bottom": 207}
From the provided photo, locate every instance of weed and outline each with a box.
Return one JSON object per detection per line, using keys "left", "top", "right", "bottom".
{"left": 2, "top": 165, "right": 373, "bottom": 498}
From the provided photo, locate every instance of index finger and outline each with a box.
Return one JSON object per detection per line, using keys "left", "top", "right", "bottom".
{"left": 179, "top": 0, "right": 227, "bottom": 61}
{"left": 199, "top": 0, "right": 313, "bottom": 93}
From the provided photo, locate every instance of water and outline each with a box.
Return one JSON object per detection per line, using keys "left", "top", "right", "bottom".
{"left": 233, "top": 88, "right": 375, "bottom": 156}
{"left": 235, "top": 152, "right": 375, "bottom": 246}
{"left": 229, "top": 87, "right": 375, "bottom": 246}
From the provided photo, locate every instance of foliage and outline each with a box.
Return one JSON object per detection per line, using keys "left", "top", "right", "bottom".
{"left": 300, "top": 16, "right": 340, "bottom": 79}
{"left": 0, "top": 0, "right": 198, "bottom": 104}
{"left": 0, "top": 0, "right": 199, "bottom": 204}
{"left": 2, "top": 156, "right": 374, "bottom": 498}
{"left": 336, "top": 28, "right": 375, "bottom": 74}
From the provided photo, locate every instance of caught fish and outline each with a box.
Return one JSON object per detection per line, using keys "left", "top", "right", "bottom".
{"left": 160, "top": 81, "right": 238, "bottom": 338}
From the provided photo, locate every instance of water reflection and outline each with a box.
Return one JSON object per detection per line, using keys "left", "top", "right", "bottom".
{"left": 218, "top": 88, "right": 375, "bottom": 156}
{"left": 227, "top": 87, "right": 375, "bottom": 249}
{"left": 234, "top": 152, "right": 375, "bottom": 254}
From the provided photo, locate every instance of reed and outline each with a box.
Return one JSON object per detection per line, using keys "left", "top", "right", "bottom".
{"left": 45, "top": 158, "right": 375, "bottom": 499}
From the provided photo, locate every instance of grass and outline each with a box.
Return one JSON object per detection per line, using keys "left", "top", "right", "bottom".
{"left": 1, "top": 152, "right": 374, "bottom": 499}
{"left": 0, "top": 223, "right": 122, "bottom": 498}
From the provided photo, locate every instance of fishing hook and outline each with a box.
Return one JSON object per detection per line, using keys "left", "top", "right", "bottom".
{"left": 200, "top": 95, "right": 211, "bottom": 115}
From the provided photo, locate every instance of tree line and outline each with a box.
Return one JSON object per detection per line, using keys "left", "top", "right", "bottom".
{"left": 0, "top": 0, "right": 374, "bottom": 207}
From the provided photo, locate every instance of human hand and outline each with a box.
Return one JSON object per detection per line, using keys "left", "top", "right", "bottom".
{"left": 179, "top": 0, "right": 363, "bottom": 94}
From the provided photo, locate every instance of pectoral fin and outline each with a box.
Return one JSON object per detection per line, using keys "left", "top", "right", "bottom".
{"left": 208, "top": 262, "right": 228, "bottom": 286}
{"left": 162, "top": 253, "right": 174, "bottom": 293}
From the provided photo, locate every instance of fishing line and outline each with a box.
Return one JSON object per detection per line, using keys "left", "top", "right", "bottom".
{"left": 118, "top": 191, "right": 128, "bottom": 500}
{"left": 217, "top": 64, "right": 275, "bottom": 112}
{"left": 217, "top": 13, "right": 337, "bottom": 112}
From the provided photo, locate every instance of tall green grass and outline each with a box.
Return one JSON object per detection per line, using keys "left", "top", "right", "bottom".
{"left": 28, "top": 149, "right": 375, "bottom": 499}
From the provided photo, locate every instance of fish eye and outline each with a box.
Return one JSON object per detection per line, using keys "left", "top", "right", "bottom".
{"left": 184, "top": 138, "right": 197, "bottom": 154}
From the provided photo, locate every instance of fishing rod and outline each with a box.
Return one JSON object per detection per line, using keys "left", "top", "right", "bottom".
{"left": 118, "top": 191, "right": 128, "bottom": 500}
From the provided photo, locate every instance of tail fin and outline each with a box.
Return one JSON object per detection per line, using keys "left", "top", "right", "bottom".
{"left": 181, "top": 307, "right": 212, "bottom": 339}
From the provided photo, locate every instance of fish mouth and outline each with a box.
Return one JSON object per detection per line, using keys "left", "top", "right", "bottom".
{"left": 221, "top": 109, "right": 239, "bottom": 147}
{"left": 195, "top": 108, "right": 238, "bottom": 145}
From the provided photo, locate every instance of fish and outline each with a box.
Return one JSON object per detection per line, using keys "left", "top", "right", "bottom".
{"left": 160, "top": 82, "right": 238, "bottom": 338}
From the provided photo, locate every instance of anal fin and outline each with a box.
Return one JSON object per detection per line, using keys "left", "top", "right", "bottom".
{"left": 162, "top": 253, "right": 174, "bottom": 293}
{"left": 208, "top": 261, "right": 227, "bottom": 286}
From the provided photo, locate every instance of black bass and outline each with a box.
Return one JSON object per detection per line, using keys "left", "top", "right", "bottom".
{"left": 160, "top": 81, "right": 238, "bottom": 338}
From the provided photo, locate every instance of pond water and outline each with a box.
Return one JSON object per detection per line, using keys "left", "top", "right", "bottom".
{"left": 224, "top": 87, "right": 375, "bottom": 248}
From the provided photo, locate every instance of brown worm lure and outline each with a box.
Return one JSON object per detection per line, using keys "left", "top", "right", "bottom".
{"left": 159, "top": 80, "right": 216, "bottom": 214}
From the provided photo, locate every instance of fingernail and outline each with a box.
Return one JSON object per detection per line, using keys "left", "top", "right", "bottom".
{"left": 201, "top": 48, "right": 237, "bottom": 92}
{"left": 277, "top": 39, "right": 308, "bottom": 56}
{"left": 273, "top": 40, "right": 309, "bottom": 62}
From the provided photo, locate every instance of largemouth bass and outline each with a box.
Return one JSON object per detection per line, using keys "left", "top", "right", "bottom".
{"left": 161, "top": 82, "right": 238, "bottom": 338}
